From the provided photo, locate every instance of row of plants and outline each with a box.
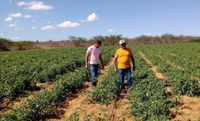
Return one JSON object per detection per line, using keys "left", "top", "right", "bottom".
{"left": 138, "top": 43, "right": 200, "bottom": 96}
{"left": 128, "top": 48, "right": 171, "bottom": 121}
{"left": 0, "top": 45, "right": 114, "bottom": 102}
{"left": 0, "top": 46, "right": 116, "bottom": 120}
{"left": 91, "top": 66, "right": 120, "bottom": 104}
{"left": 89, "top": 45, "right": 172, "bottom": 120}
{"left": 145, "top": 43, "right": 199, "bottom": 78}
{"left": 0, "top": 67, "right": 89, "bottom": 121}
{"left": 0, "top": 48, "right": 86, "bottom": 102}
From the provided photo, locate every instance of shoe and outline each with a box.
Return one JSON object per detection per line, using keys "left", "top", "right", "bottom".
{"left": 91, "top": 84, "right": 96, "bottom": 88}
{"left": 120, "top": 88, "right": 126, "bottom": 93}
{"left": 91, "top": 81, "right": 97, "bottom": 88}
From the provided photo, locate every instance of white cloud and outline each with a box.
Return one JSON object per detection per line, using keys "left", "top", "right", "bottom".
{"left": 32, "top": 26, "right": 36, "bottom": 30}
{"left": 57, "top": 21, "right": 80, "bottom": 28}
{"left": 10, "top": 13, "right": 23, "bottom": 18}
{"left": 5, "top": 17, "right": 13, "bottom": 22}
{"left": 0, "top": 33, "right": 4, "bottom": 36}
{"left": 87, "top": 13, "right": 99, "bottom": 22}
{"left": 41, "top": 25, "right": 56, "bottom": 30}
{"left": 17, "top": 1, "right": 53, "bottom": 11}
{"left": 8, "top": 24, "right": 17, "bottom": 28}
{"left": 17, "top": 1, "right": 25, "bottom": 6}
{"left": 9, "top": 13, "right": 32, "bottom": 18}
{"left": 4, "top": 13, "right": 32, "bottom": 22}
{"left": 107, "top": 29, "right": 114, "bottom": 33}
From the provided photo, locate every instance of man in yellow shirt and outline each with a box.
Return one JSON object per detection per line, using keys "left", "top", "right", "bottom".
{"left": 114, "top": 39, "right": 135, "bottom": 93}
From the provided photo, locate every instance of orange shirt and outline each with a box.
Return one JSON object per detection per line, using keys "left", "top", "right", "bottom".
{"left": 114, "top": 48, "right": 133, "bottom": 69}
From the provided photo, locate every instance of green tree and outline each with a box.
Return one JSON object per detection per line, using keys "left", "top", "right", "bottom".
{"left": 68, "top": 36, "right": 87, "bottom": 47}
{"left": 0, "top": 38, "right": 12, "bottom": 51}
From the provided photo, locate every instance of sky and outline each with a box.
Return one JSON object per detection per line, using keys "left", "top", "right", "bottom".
{"left": 0, "top": 0, "right": 200, "bottom": 41}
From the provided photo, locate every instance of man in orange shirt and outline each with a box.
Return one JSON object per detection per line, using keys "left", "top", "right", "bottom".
{"left": 114, "top": 39, "right": 135, "bottom": 93}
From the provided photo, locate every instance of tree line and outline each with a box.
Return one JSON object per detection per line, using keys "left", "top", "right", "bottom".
{"left": 1, "top": 34, "right": 200, "bottom": 51}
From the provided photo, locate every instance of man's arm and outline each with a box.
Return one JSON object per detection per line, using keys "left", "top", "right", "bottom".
{"left": 130, "top": 55, "right": 135, "bottom": 71}
{"left": 85, "top": 53, "right": 90, "bottom": 69}
{"left": 99, "top": 54, "right": 104, "bottom": 69}
{"left": 114, "top": 56, "right": 118, "bottom": 73}
{"left": 114, "top": 50, "right": 118, "bottom": 73}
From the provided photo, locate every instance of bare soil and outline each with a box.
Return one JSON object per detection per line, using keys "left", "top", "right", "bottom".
{"left": 46, "top": 82, "right": 133, "bottom": 121}
{"left": 138, "top": 51, "right": 172, "bottom": 93}
{"left": 46, "top": 59, "right": 134, "bottom": 121}
{"left": 171, "top": 96, "right": 200, "bottom": 121}
{"left": 138, "top": 51, "right": 166, "bottom": 79}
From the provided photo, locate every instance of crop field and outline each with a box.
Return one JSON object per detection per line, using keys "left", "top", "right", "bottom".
{"left": 0, "top": 42, "right": 199, "bottom": 121}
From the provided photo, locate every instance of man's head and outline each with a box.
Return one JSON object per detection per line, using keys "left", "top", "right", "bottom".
{"left": 94, "top": 40, "right": 102, "bottom": 48}
{"left": 119, "top": 39, "right": 126, "bottom": 49}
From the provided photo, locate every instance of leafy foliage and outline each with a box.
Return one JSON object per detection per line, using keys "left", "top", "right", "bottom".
{"left": 91, "top": 67, "right": 120, "bottom": 104}
{"left": 139, "top": 43, "right": 200, "bottom": 96}
{"left": 128, "top": 49, "right": 170, "bottom": 121}
{"left": 0, "top": 48, "right": 86, "bottom": 102}
{"left": 0, "top": 68, "right": 89, "bottom": 121}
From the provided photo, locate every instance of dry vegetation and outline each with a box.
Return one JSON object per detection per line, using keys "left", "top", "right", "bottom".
{"left": 1, "top": 34, "right": 200, "bottom": 51}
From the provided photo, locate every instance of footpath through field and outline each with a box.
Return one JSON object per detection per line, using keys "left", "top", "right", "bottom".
{"left": 138, "top": 51, "right": 173, "bottom": 94}
{"left": 139, "top": 51, "right": 200, "bottom": 121}
{"left": 47, "top": 59, "right": 133, "bottom": 121}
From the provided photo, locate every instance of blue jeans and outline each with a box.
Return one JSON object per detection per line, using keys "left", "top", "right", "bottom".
{"left": 89, "top": 64, "right": 99, "bottom": 87}
{"left": 118, "top": 68, "right": 132, "bottom": 89}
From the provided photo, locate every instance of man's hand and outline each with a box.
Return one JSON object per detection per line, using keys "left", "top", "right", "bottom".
{"left": 85, "top": 64, "right": 88, "bottom": 69}
{"left": 132, "top": 66, "right": 136, "bottom": 71}
{"left": 101, "top": 65, "right": 104, "bottom": 70}
{"left": 114, "top": 67, "right": 118, "bottom": 73}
